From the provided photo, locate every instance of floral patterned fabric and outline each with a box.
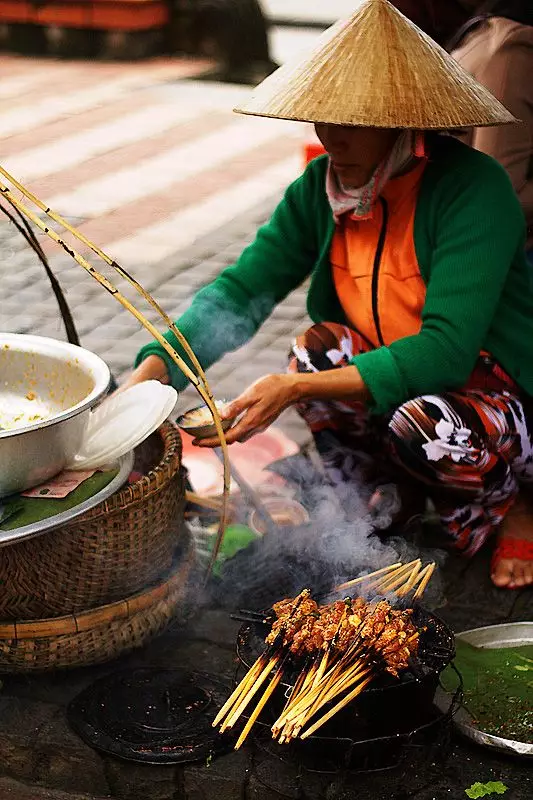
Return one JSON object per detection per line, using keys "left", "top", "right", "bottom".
{"left": 288, "top": 322, "right": 533, "bottom": 556}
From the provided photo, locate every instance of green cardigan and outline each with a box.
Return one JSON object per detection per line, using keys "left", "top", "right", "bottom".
{"left": 136, "top": 136, "right": 533, "bottom": 415}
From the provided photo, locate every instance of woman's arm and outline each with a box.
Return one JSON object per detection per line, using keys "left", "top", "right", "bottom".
{"left": 117, "top": 354, "right": 170, "bottom": 392}
{"left": 133, "top": 161, "right": 324, "bottom": 391}
{"left": 195, "top": 365, "right": 371, "bottom": 446}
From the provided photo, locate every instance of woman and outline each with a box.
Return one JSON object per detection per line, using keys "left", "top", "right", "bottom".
{"left": 126, "top": 0, "right": 533, "bottom": 588}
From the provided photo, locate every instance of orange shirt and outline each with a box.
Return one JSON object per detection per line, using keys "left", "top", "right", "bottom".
{"left": 331, "top": 160, "right": 428, "bottom": 347}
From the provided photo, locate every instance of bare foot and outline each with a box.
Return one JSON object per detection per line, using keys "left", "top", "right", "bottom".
{"left": 492, "top": 495, "right": 533, "bottom": 589}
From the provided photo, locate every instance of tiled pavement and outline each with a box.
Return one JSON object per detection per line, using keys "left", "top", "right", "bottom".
{"left": 0, "top": 52, "right": 317, "bottom": 443}
{"left": 264, "top": 0, "right": 357, "bottom": 25}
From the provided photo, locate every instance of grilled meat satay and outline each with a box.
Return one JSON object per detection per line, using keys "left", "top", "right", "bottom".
{"left": 265, "top": 592, "right": 419, "bottom": 674}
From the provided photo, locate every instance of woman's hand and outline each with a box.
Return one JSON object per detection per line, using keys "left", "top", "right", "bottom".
{"left": 113, "top": 355, "right": 169, "bottom": 396}
{"left": 194, "top": 373, "right": 301, "bottom": 447}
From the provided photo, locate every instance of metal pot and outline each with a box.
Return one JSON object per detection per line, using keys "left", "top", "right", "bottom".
{"left": 0, "top": 333, "right": 110, "bottom": 497}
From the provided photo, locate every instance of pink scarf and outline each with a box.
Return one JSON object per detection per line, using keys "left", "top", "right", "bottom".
{"left": 326, "top": 131, "right": 426, "bottom": 223}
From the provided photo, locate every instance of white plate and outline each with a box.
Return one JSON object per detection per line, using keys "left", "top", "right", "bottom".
{"left": 67, "top": 382, "right": 177, "bottom": 471}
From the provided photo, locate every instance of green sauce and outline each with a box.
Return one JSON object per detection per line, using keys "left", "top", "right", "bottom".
{"left": 442, "top": 639, "right": 533, "bottom": 743}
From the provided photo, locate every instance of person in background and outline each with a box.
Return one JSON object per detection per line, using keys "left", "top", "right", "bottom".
{"left": 390, "top": 0, "right": 470, "bottom": 46}
{"left": 394, "top": 1, "right": 533, "bottom": 261}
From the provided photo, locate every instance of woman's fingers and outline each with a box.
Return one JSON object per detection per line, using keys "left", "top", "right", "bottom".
{"left": 194, "top": 402, "right": 278, "bottom": 447}
{"left": 192, "top": 374, "right": 300, "bottom": 448}
{"left": 221, "top": 391, "right": 254, "bottom": 420}
{"left": 194, "top": 408, "right": 260, "bottom": 447}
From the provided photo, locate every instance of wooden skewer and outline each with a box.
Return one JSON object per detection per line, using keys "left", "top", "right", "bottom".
{"left": 376, "top": 559, "right": 422, "bottom": 594}
{"left": 234, "top": 666, "right": 284, "bottom": 750}
{"left": 367, "top": 558, "right": 419, "bottom": 589}
{"left": 277, "top": 655, "right": 365, "bottom": 730}
{"left": 283, "top": 668, "right": 307, "bottom": 712}
{"left": 221, "top": 655, "right": 280, "bottom": 731}
{"left": 286, "top": 662, "right": 371, "bottom": 739}
{"left": 404, "top": 562, "right": 432, "bottom": 594}
{"left": 294, "top": 661, "right": 371, "bottom": 732}
{"left": 300, "top": 675, "right": 374, "bottom": 739}
{"left": 273, "top": 673, "right": 324, "bottom": 727}
{"left": 309, "top": 657, "right": 369, "bottom": 704}
{"left": 312, "top": 649, "right": 331, "bottom": 688}
{"left": 334, "top": 562, "right": 402, "bottom": 593}
{"left": 395, "top": 561, "right": 424, "bottom": 597}
{"left": 272, "top": 661, "right": 321, "bottom": 731}
{"left": 275, "top": 638, "right": 365, "bottom": 734}
{"left": 413, "top": 563, "right": 436, "bottom": 600}
{"left": 316, "top": 659, "right": 369, "bottom": 702}
{"left": 212, "top": 656, "right": 266, "bottom": 728}
{"left": 272, "top": 668, "right": 308, "bottom": 738}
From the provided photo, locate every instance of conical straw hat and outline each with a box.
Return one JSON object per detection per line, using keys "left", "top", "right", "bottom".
{"left": 234, "top": 0, "right": 515, "bottom": 129}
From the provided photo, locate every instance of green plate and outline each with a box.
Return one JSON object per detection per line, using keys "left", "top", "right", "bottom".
{"left": 435, "top": 622, "right": 533, "bottom": 758}
{"left": 0, "top": 451, "right": 134, "bottom": 547}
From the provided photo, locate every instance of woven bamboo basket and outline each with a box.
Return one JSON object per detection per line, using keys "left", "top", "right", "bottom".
{"left": 0, "top": 421, "right": 186, "bottom": 619}
{"left": 0, "top": 532, "right": 195, "bottom": 672}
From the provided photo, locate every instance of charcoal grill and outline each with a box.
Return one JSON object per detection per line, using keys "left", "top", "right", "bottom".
{"left": 66, "top": 607, "right": 458, "bottom": 775}
{"left": 67, "top": 668, "right": 233, "bottom": 765}
{"left": 234, "top": 604, "right": 458, "bottom": 770}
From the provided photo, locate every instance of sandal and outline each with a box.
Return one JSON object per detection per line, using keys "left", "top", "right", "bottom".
{"left": 491, "top": 537, "right": 533, "bottom": 589}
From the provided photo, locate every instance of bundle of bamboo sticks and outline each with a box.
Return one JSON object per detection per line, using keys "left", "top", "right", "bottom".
{"left": 271, "top": 635, "right": 374, "bottom": 744}
{"left": 0, "top": 166, "right": 230, "bottom": 580}
{"left": 335, "top": 558, "right": 436, "bottom": 600}
{"left": 214, "top": 559, "right": 436, "bottom": 750}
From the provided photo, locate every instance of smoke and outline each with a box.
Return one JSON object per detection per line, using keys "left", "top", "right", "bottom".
{"left": 181, "top": 290, "right": 447, "bottom": 612}
{"left": 175, "top": 286, "right": 278, "bottom": 386}
{"left": 212, "top": 464, "right": 447, "bottom": 612}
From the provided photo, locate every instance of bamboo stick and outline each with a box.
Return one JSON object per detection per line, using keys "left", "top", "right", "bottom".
{"left": 212, "top": 655, "right": 266, "bottom": 728}
{"left": 412, "top": 563, "right": 435, "bottom": 600}
{"left": 0, "top": 167, "right": 213, "bottom": 407}
{"left": 302, "top": 658, "right": 370, "bottom": 715}
{"left": 290, "top": 661, "right": 370, "bottom": 735}
{"left": 272, "top": 666, "right": 322, "bottom": 730}
{"left": 300, "top": 675, "right": 374, "bottom": 739}
{"left": 273, "top": 639, "right": 365, "bottom": 734}
{"left": 312, "top": 648, "right": 331, "bottom": 688}
{"left": 395, "top": 561, "right": 424, "bottom": 597}
{"left": 221, "top": 655, "right": 280, "bottom": 731}
{"left": 0, "top": 175, "right": 230, "bottom": 579}
{"left": 334, "top": 562, "right": 402, "bottom": 593}
{"left": 285, "top": 665, "right": 370, "bottom": 741}
{"left": 272, "top": 668, "right": 308, "bottom": 740}
{"left": 234, "top": 666, "right": 283, "bottom": 750}
{"left": 376, "top": 559, "right": 421, "bottom": 594}
{"left": 404, "top": 562, "right": 432, "bottom": 596}
{"left": 367, "top": 558, "right": 420, "bottom": 591}
{"left": 275, "top": 662, "right": 348, "bottom": 729}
